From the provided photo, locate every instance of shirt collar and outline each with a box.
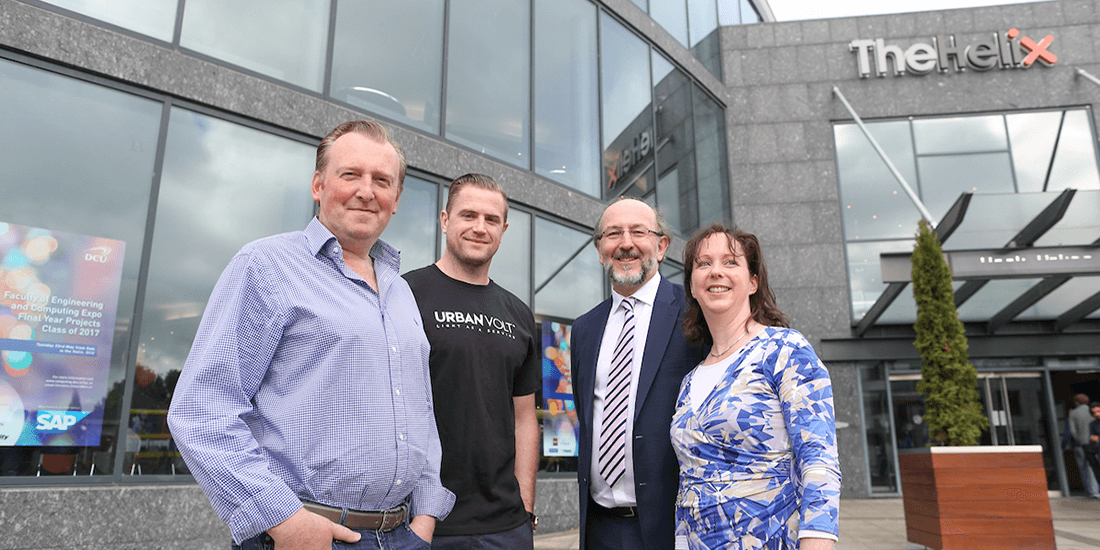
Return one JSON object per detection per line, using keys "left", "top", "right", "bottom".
{"left": 612, "top": 272, "right": 661, "bottom": 311}
{"left": 303, "top": 217, "right": 402, "bottom": 274}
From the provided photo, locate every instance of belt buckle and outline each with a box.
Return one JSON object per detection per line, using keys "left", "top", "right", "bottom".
{"left": 379, "top": 508, "right": 392, "bottom": 530}
{"left": 623, "top": 506, "right": 637, "bottom": 518}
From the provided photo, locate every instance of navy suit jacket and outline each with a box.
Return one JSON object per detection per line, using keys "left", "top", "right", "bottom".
{"left": 572, "top": 277, "right": 702, "bottom": 550}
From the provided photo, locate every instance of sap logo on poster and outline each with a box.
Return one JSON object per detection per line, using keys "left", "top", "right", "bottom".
{"left": 84, "top": 246, "right": 113, "bottom": 264}
{"left": 36, "top": 410, "right": 91, "bottom": 433}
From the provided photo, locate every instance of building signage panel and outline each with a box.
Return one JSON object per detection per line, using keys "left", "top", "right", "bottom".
{"left": 881, "top": 245, "right": 1099, "bottom": 283}
{"left": 850, "top": 28, "right": 1058, "bottom": 78}
{"left": 0, "top": 221, "right": 126, "bottom": 447}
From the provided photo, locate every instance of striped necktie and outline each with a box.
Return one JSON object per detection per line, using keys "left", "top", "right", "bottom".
{"left": 598, "top": 297, "right": 635, "bottom": 488}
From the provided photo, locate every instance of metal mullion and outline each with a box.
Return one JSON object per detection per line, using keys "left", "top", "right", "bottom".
{"left": 173, "top": 0, "right": 186, "bottom": 46}
{"left": 439, "top": 0, "right": 452, "bottom": 139}
{"left": 322, "top": 0, "right": 338, "bottom": 97}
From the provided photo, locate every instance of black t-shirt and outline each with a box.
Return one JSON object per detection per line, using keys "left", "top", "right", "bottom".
{"left": 404, "top": 264, "right": 541, "bottom": 536}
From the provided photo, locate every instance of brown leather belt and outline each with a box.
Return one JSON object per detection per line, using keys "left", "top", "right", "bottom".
{"left": 301, "top": 501, "right": 408, "bottom": 532}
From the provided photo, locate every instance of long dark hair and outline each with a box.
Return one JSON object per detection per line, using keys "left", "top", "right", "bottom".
{"left": 682, "top": 223, "right": 788, "bottom": 345}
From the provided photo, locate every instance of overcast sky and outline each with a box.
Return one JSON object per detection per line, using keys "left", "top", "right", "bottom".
{"left": 768, "top": 0, "right": 1044, "bottom": 21}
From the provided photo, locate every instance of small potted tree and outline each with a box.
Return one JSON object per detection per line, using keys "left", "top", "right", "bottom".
{"left": 899, "top": 220, "right": 1055, "bottom": 550}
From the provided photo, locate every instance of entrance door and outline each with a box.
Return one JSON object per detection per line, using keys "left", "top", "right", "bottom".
{"left": 978, "top": 372, "right": 1058, "bottom": 489}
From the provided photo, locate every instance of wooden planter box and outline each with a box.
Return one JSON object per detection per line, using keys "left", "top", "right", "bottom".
{"left": 899, "top": 445, "right": 1055, "bottom": 549}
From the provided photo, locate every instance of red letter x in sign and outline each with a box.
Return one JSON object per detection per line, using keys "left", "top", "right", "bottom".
{"left": 1008, "top": 28, "right": 1058, "bottom": 67}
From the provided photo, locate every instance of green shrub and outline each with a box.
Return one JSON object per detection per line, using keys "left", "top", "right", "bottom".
{"left": 911, "top": 220, "right": 988, "bottom": 446}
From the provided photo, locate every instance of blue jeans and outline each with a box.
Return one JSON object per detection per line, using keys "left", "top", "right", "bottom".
{"left": 1076, "top": 446, "right": 1099, "bottom": 495}
{"left": 430, "top": 521, "right": 534, "bottom": 550}
{"left": 233, "top": 525, "right": 431, "bottom": 550}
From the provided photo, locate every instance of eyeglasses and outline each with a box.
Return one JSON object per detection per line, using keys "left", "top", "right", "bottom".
{"left": 597, "top": 227, "right": 662, "bottom": 242}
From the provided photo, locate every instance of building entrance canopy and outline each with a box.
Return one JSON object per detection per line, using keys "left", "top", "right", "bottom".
{"left": 827, "top": 189, "right": 1100, "bottom": 361}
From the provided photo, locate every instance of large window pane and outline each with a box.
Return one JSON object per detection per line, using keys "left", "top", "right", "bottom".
{"left": 845, "top": 240, "right": 915, "bottom": 322}
{"left": 861, "top": 363, "right": 899, "bottom": 493}
{"left": 913, "top": 115, "right": 1007, "bottom": 155}
{"left": 650, "top": 0, "right": 688, "bottom": 47}
{"left": 180, "top": 0, "right": 329, "bottom": 91}
{"left": 331, "top": 0, "right": 444, "bottom": 133}
{"left": 688, "top": 0, "right": 722, "bottom": 78}
{"left": 0, "top": 59, "right": 161, "bottom": 476}
{"left": 601, "top": 14, "right": 653, "bottom": 197}
{"left": 534, "top": 219, "right": 603, "bottom": 319}
{"left": 446, "top": 0, "right": 530, "bottom": 167}
{"left": 693, "top": 85, "right": 731, "bottom": 228}
{"left": 917, "top": 152, "right": 1015, "bottom": 221}
{"left": 136, "top": 108, "right": 315, "bottom": 475}
{"left": 385, "top": 176, "right": 439, "bottom": 275}
{"left": 835, "top": 121, "right": 921, "bottom": 241}
{"left": 489, "top": 210, "right": 532, "bottom": 304}
{"left": 40, "top": 0, "right": 177, "bottom": 41}
{"left": 1046, "top": 109, "right": 1100, "bottom": 192}
{"left": 1006, "top": 111, "right": 1063, "bottom": 193}
{"left": 534, "top": 0, "right": 599, "bottom": 196}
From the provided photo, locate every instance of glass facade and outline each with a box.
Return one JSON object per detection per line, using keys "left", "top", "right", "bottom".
{"left": 835, "top": 108, "right": 1100, "bottom": 323}
{"left": 0, "top": 55, "right": 664, "bottom": 479}
{"left": 34, "top": 0, "right": 738, "bottom": 226}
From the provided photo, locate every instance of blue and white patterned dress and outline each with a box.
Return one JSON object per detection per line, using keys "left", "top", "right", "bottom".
{"left": 670, "top": 327, "right": 840, "bottom": 549}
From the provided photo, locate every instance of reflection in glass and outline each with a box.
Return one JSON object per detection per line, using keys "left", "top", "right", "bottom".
{"left": 913, "top": 115, "right": 1006, "bottom": 155}
{"left": 534, "top": 218, "right": 603, "bottom": 319}
{"left": 739, "top": 0, "right": 760, "bottom": 24}
{"left": 385, "top": 176, "right": 438, "bottom": 274}
{"left": 835, "top": 122, "right": 920, "bottom": 241}
{"left": 138, "top": 107, "right": 314, "bottom": 474}
{"left": 650, "top": 0, "right": 688, "bottom": 47}
{"left": 40, "top": 0, "right": 177, "bottom": 41}
{"left": 917, "top": 152, "right": 1014, "bottom": 221}
{"left": 1033, "top": 190, "right": 1100, "bottom": 247}
{"left": 654, "top": 68, "right": 695, "bottom": 233}
{"left": 446, "top": 0, "right": 530, "bottom": 167}
{"left": 331, "top": 0, "right": 444, "bottom": 132}
{"left": 692, "top": 85, "right": 731, "bottom": 229}
{"left": 534, "top": 0, "right": 599, "bottom": 195}
{"left": 0, "top": 58, "right": 162, "bottom": 476}
{"left": 860, "top": 364, "right": 898, "bottom": 493}
{"left": 941, "top": 193, "right": 1054, "bottom": 250}
{"left": 1047, "top": 110, "right": 1100, "bottom": 192}
{"left": 718, "top": 0, "right": 740, "bottom": 25}
{"left": 489, "top": 210, "right": 531, "bottom": 304}
{"left": 601, "top": 13, "right": 652, "bottom": 194}
{"left": 1026, "top": 276, "right": 1100, "bottom": 320}
{"left": 180, "top": 0, "right": 329, "bottom": 91}
{"left": 688, "top": 0, "right": 722, "bottom": 78}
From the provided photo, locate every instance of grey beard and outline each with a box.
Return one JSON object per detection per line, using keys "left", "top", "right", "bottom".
{"left": 605, "top": 257, "right": 655, "bottom": 287}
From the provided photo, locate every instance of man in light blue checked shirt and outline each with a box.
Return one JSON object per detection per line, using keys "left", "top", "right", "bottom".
{"left": 168, "top": 120, "right": 455, "bottom": 550}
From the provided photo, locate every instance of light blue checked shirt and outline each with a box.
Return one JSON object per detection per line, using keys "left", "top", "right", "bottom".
{"left": 168, "top": 217, "right": 455, "bottom": 543}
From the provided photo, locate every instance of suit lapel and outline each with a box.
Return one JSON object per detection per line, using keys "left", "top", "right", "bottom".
{"left": 634, "top": 278, "right": 676, "bottom": 419}
{"left": 576, "top": 298, "right": 612, "bottom": 426}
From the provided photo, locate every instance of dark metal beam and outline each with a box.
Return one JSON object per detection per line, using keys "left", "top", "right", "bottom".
{"left": 854, "top": 282, "right": 907, "bottom": 337}
{"left": 820, "top": 331, "right": 1100, "bottom": 362}
{"left": 953, "top": 188, "right": 1076, "bottom": 308}
{"left": 1056, "top": 289, "right": 1100, "bottom": 331}
{"left": 986, "top": 276, "right": 1072, "bottom": 334}
{"left": 855, "top": 193, "right": 974, "bottom": 335}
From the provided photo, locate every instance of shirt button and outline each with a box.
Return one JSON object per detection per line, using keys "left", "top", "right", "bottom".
{"left": 391, "top": 346, "right": 397, "bottom": 352}
{"left": 395, "top": 479, "right": 402, "bottom": 485}
{"left": 395, "top": 389, "right": 401, "bottom": 396}
{"left": 399, "top": 433, "right": 406, "bottom": 441}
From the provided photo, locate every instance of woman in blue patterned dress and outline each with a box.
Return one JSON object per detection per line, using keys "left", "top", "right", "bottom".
{"left": 671, "top": 223, "right": 840, "bottom": 550}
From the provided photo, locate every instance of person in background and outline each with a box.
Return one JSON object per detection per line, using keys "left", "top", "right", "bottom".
{"left": 1084, "top": 402, "right": 1100, "bottom": 497}
{"left": 404, "top": 173, "right": 541, "bottom": 549}
{"left": 1070, "top": 393, "right": 1100, "bottom": 498}
{"left": 571, "top": 197, "right": 703, "bottom": 550}
{"left": 169, "top": 120, "right": 454, "bottom": 550}
{"left": 672, "top": 223, "right": 840, "bottom": 550}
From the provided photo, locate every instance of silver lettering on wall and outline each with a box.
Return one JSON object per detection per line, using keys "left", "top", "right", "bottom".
{"left": 849, "top": 28, "right": 1058, "bottom": 79}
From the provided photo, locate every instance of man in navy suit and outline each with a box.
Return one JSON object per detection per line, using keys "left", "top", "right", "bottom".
{"left": 571, "top": 198, "right": 702, "bottom": 550}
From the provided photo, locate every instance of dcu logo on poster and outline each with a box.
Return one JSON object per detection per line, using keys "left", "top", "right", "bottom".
{"left": 84, "top": 245, "right": 113, "bottom": 264}
{"left": 36, "top": 410, "right": 91, "bottom": 433}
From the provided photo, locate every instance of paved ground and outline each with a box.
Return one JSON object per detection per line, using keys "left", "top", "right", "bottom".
{"left": 533, "top": 495, "right": 1100, "bottom": 549}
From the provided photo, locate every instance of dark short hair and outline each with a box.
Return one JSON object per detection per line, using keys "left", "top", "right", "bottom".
{"left": 1091, "top": 402, "right": 1100, "bottom": 409}
{"left": 681, "top": 223, "right": 789, "bottom": 346}
{"left": 446, "top": 173, "right": 508, "bottom": 222}
{"left": 315, "top": 120, "right": 406, "bottom": 189}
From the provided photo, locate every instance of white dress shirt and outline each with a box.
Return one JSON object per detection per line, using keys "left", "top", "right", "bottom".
{"left": 590, "top": 274, "right": 662, "bottom": 508}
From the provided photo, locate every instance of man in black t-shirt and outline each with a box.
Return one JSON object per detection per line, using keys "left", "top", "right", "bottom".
{"left": 404, "top": 174, "right": 541, "bottom": 550}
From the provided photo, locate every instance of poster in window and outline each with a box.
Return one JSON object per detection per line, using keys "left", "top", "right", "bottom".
{"left": 541, "top": 320, "right": 578, "bottom": 456}
{"left": 0, "top": 221, "right": 126, "bottom": 447}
